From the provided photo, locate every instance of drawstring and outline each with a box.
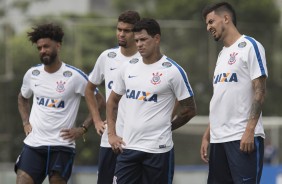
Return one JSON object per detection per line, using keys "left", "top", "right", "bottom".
{"left": 45, "top": 146, "right": 51, "bottom": 176}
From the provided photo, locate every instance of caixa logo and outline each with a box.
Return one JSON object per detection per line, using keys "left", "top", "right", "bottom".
{"left": 36, "top": 97, "right": 65, "bottom": 108}
{"left": 126, "top": 89, "right": 158, "bottom": 102}
{"left": 213, "top": 72, "right": 238, "bottom": 84}
{"left": 108, "top": 81, "right": 113, "bottom": 89}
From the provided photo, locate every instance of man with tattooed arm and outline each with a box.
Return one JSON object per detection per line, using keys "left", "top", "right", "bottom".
{"left": 200, "top": 2, "right": 268, "bottom": 184}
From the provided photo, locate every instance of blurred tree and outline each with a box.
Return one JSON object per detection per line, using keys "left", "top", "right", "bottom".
{"left": 113, "top": 0, "right": 280, "bottom": 23}
{"left": 68, "top": 20, "right": 116, "bottom": 73}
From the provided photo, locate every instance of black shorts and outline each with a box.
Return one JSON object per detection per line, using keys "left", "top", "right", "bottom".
{"left": 208, "top": 137, "right": 264, "bottom": 184}
{"left": 114, "top": 148, "right": 175, "bottom": 184}
{"left": 15, "top": 144, "right": 75, "bottom": 184}
{"left": 97, "top": 147, "right": 118, "bottom": 184}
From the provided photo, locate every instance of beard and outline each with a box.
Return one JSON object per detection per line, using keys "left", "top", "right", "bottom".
{"left": 118, "top": 40, "right": 127, "bottom": 48}
{"left": 214, "top": 36, "right": 220, "bottom": 42}
{"left": 214, "top": 27, "right": 225, "bottom": 42}
{"left": 40, "top": 51, "right": 57, "bottom": 65}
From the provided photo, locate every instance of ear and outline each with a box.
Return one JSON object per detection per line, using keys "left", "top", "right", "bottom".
{"left": 224, "top": 14, "right": 230, "bottom": 24}
{"left": 154, "top": 34, "right": 161, "bottom": 44}
{"left": 56, "top": 42, "right": 62, "bottom": 50}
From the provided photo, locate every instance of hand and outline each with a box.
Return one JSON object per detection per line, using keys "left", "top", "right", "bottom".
{"left": 200, "top": 137, "right": 209, "bottom": 163}
{"left": 23, "top": 123, "right": 32, "bottom": 136}
{"left": 108, "top": 134, "right": 126, "bottom": 154}
{"left": 240, "top": 130, "right": 255, "bottom": 153}
{"left": 60, "top": 127, "right": 84, "bottom": 141}
{"left": 94, "top": 120, "right": 107, "bottom": 136}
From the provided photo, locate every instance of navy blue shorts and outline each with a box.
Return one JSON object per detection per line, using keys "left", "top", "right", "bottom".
{"left": 15, "top": 144, "right": 75, "bottom": 184}
{"left": 97, "top": 147, "right": 118, "bottom": 184}
{"left": 208, "top": 137, "right": 264, "bottom": 184}
{"left": 114, "top": 148, "right": 174, "bottom": 184}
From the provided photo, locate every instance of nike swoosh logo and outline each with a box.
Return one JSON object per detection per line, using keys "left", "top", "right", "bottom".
{"left": 242, "top": 177, "right": 253, "bottom": 182}
{"left": 128, "top": 75, "right": 137, "bottom": 78}
{"left": 110, "top": 68, "right": 117, "bottom": 70}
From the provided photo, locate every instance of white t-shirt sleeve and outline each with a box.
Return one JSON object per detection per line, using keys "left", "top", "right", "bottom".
{"left": 170, "top": 66, "right": 194, "bottom": 101}
{"left": 247, "top": 39, "right": 268, "bottom": 80}
{"left": 112, "top": 64, "right": 126, "bottom": 95}
{"left": 21, "top": 70, "right": 33, "bottom": 98}
{"left": 74, "top": 71, "right": 89, "bottom": 96}
{"left": 88, "top": 52, "right": 106, "bottom": 85}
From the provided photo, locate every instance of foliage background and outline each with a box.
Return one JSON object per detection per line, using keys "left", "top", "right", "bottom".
{"left": 0, "top": 0, "right": 281, "bottom": 165}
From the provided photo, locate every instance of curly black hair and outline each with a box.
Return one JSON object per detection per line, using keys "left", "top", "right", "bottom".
{"left": 27, "top": 23, "right": 64, "bottom": 44}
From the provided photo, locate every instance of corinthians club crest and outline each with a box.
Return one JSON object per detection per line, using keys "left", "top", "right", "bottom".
{"left": 56, "top": 80, "right": 66, "bottom": 93}
{"left": 228, "top": 52, "right": 238, "bottom": 65}
{"left": 151, "top": 72, "right": 162, "bottom": 85}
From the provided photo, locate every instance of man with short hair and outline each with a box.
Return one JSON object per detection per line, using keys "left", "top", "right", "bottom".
{"left": 107, "top": 18, "right": 197, "bottom": 184}
{"left": 85, "top": 10, "right": 141, "bottom": 184}
{"left": 200, "top": 2, "right": 267, "bottom": 183}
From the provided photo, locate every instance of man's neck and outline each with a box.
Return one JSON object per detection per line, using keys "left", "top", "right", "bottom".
{"left": 121, "top": 46, "right": 138, "bottom": 57}
{"left": 223, "top": 27, "right": 242, "bottom": 47}
{"left": 44, "top": 60, "right": 62, "bottom": 73}
{"left": 143, "top": 52, "right": 163, "bottom": 65}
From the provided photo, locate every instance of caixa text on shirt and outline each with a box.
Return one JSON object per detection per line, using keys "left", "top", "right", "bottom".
{"left": 126, "top": 89, "right": 158, "bottom": 102}
{"left": 213, "top": 72, "right": 238, "bottom": 84}
{"left": 36, "top": 97, "right": 65, "bottom": 108}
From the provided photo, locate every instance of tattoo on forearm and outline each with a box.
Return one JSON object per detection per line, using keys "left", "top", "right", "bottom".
{"left": 250, "top": 77, "right": 266, "bottom": 120}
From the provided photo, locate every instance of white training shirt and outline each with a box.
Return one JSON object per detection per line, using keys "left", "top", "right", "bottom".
{"left": 88, "top": 46, "right": 140, "bottom": 147}
{"left": 21, "top": 63, "right": 89, "bottom": 148}
{"left": 209, "top": 35, "right": 268, "bottom": 143}
{"left": 113, "top": 55, "right": 194, "bottom": 153}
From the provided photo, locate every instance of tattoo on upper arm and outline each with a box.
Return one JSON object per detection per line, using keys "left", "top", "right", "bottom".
{"left": 171, "top": 96, "right": 196, "bottom": 131}
{"left": 179, "top": 97, "right": 196, "bottom": 111}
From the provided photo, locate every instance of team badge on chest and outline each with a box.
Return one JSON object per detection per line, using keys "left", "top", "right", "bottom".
{"left": 32, "top": 69, "right": 40, "bottom": 76}
{"left": 63, "top": 71, "right": 72, "bottom": 77}
{"left": 151, "top": 72, "right": 162, "bottom": 85}
{"left": 56, "top": 80, "right": 66, "bottom": 93}
{"left": 107, "top": 52, "right": 117, "bottom": 58}
{"left": 228, "top": 52, "right": 238, "bottom": 65}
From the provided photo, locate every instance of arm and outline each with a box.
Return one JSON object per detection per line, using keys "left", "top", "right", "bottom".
{"left": 106, "top": 91, "right": 125, "bottom": 153}
{"left": 200, "top": 124, "right": 210, "bottom": 163}
{"left": 96, "top": 90, "right": 106, "bottom": 111}
{"left": 60, "top": 113, "right": 93, "bottom": 142}
{"left": 85, "top": 81, "right": 106, "bottom": 136}
{"left": 240, "top": 76, "right": 266, "bottom": 153}
{"left": 171, "top": 96, "right": 197, "bottom": 131}
{"left": 18, "top": 92, "right": 32, "bottom": 136}
{"left": 60, "top": 91, "right": 106, "bottom": 142}
{"left": 171, "top": 100, "right": 180, "bottom": 121}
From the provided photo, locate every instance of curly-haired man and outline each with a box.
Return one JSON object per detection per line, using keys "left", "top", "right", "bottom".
{"left": 15, "top": 23, "right": 105, "bottom": 184}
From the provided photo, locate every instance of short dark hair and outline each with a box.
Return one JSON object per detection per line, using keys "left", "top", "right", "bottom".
{"left": 132, "top": 18, "right": 161, "bottom": 37}
{"left": 27, "top": 23, "right": 64, "bottom": 44}
{"left": 118, "top": 10, "right": 141, "bottom": 25}
{"left": 202, "top": 2, "right": 237, "bottom": 26}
